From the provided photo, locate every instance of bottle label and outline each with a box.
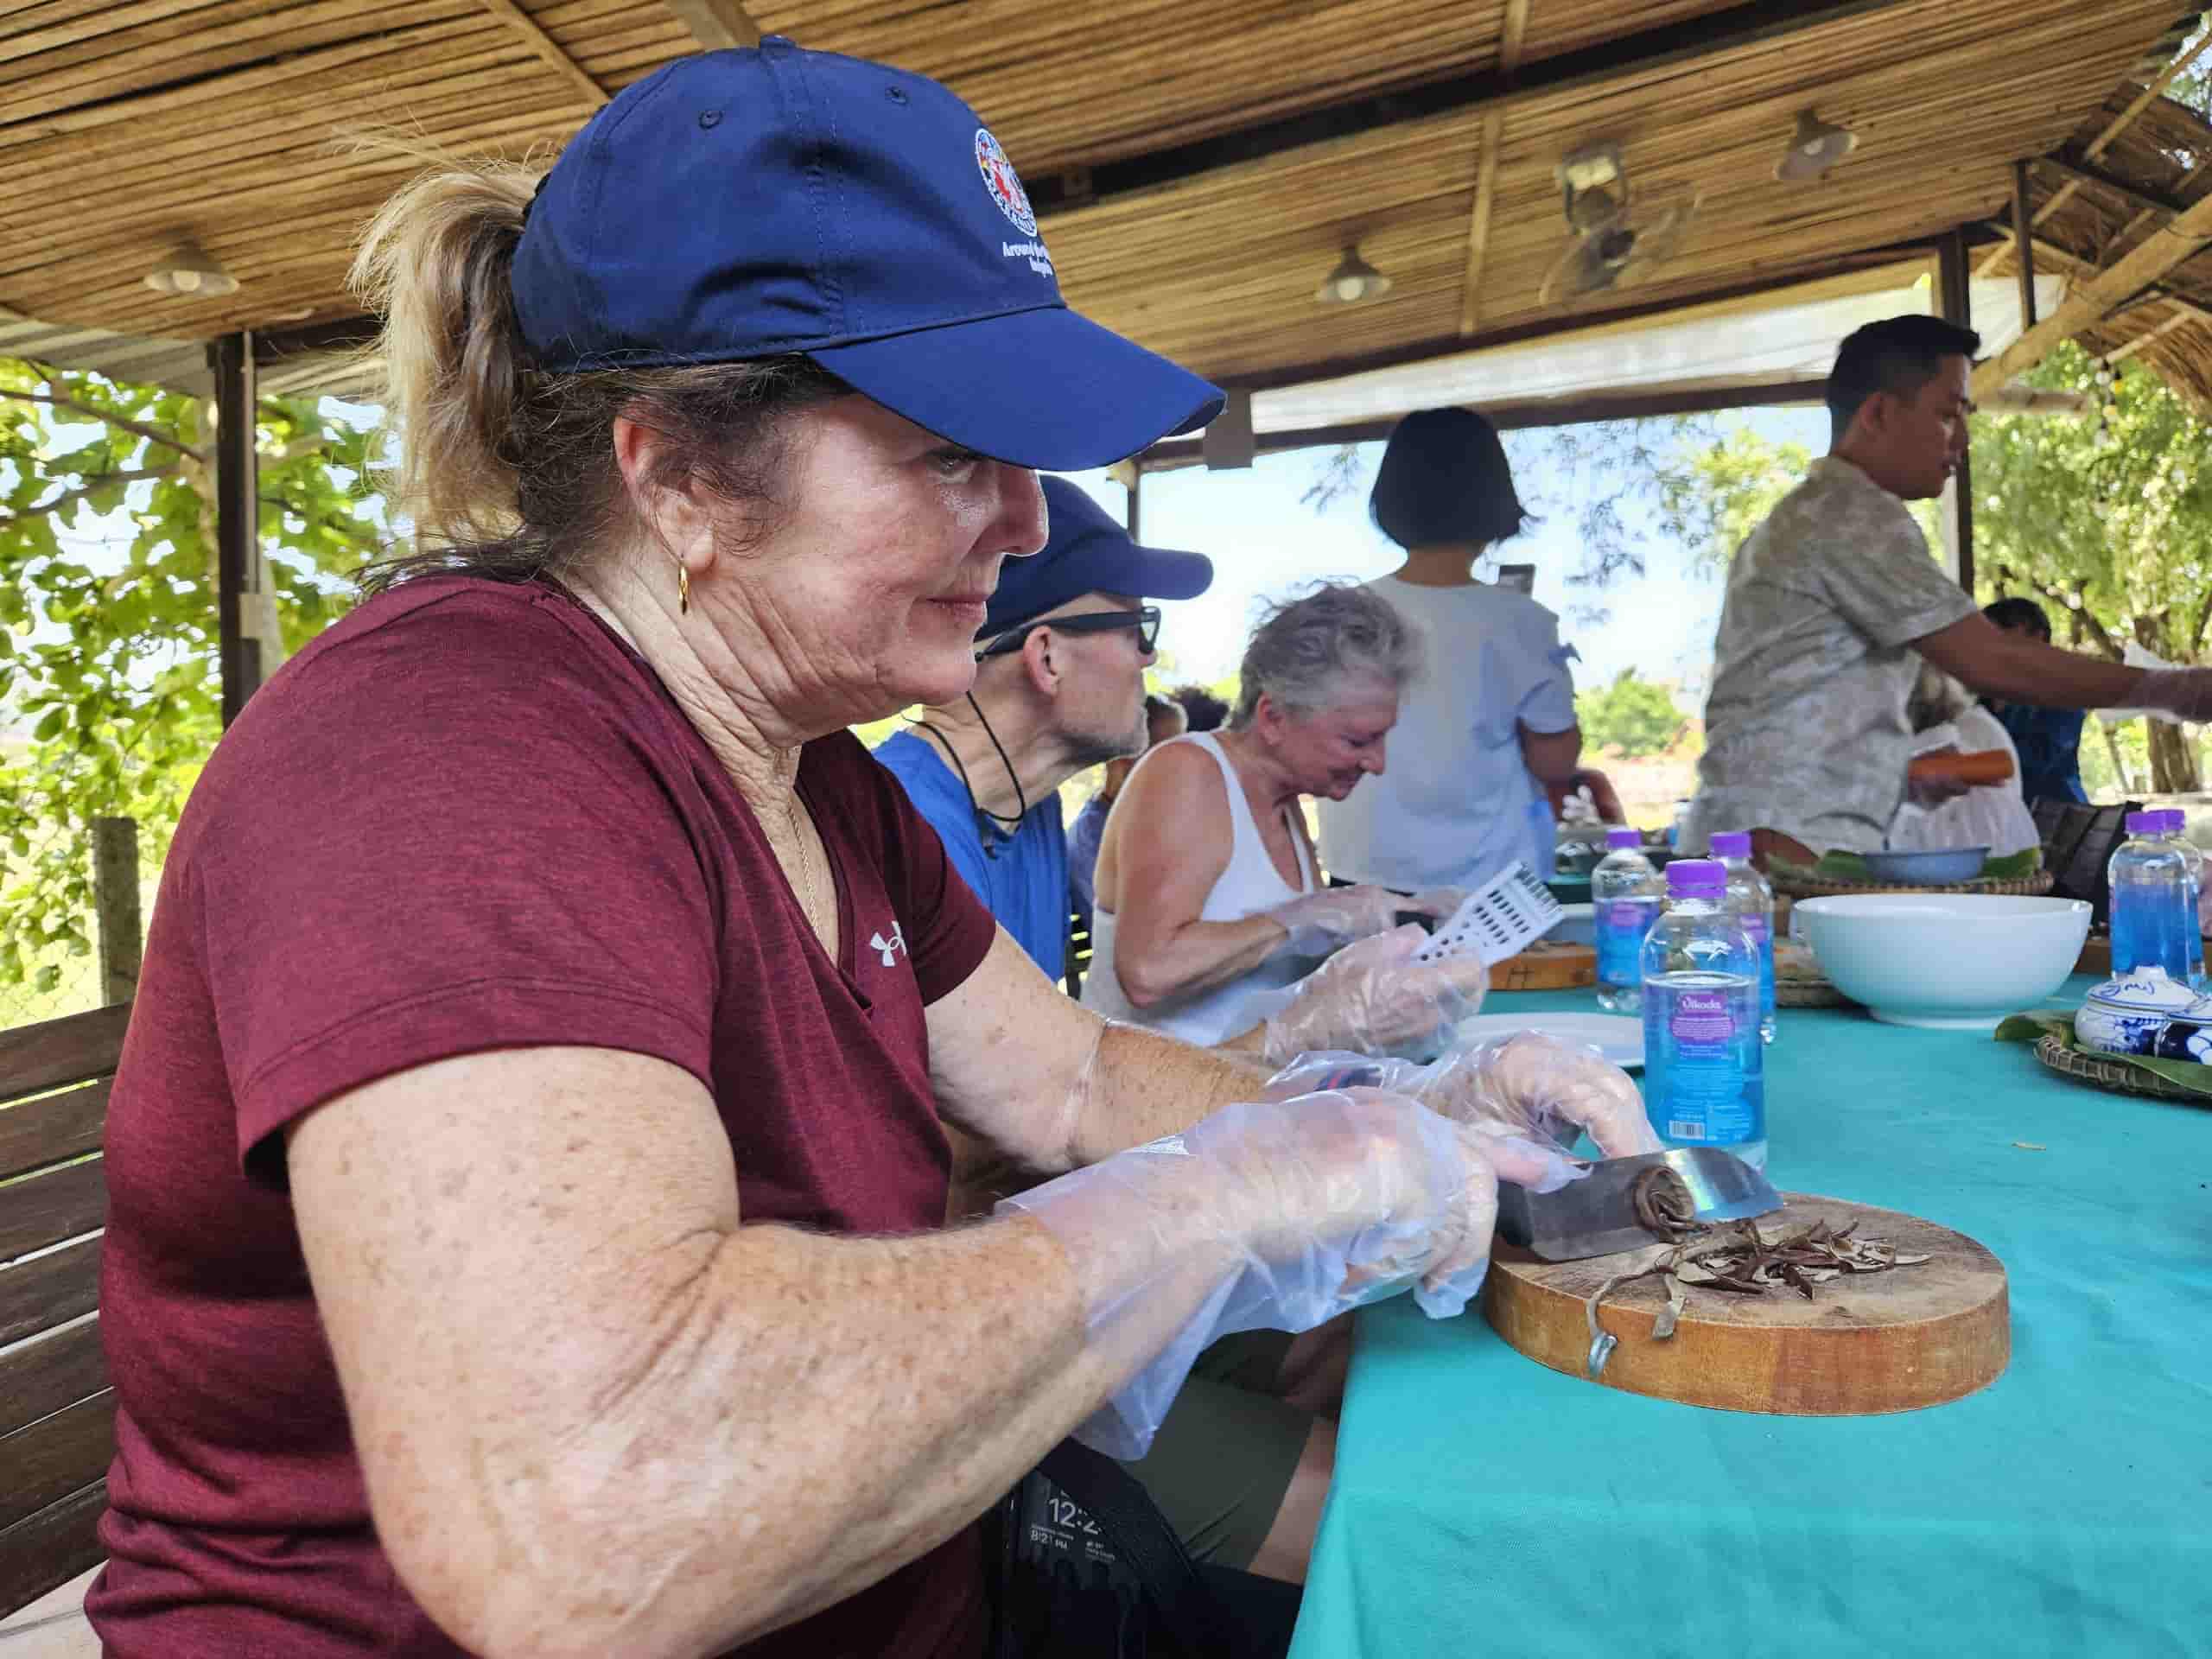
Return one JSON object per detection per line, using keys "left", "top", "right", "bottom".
{"left": 1596, "top": 899, "right": 1656, "bottom": 984}
{"left": 1652, "top": 982, "right": 1763, "bottom": 1147}
{"left": 1669, "top": 988, "right": 1735, "bottom": 1044}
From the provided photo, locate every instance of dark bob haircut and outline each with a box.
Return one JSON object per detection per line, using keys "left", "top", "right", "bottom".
{"left": 1826, "top": 315, "right": 1980, "bottom": 437}
{"left": 1369, "top": 406, "right": 1529, "bottom": 552}
{"left": 1167, "top": 683, "right": 1230, "bottom": 734}
{"left": 1982, "top": 596, "right": 2051, "bottom": 639}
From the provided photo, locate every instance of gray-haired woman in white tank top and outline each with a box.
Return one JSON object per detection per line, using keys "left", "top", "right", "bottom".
{"left": 1084, "top": 584, "right": 1456, "bottom": 1046}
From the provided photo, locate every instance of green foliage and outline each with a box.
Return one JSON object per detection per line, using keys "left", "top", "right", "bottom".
{"left": 0, "top": 360, "right": 385, "bottom": 995}
{"left": 1653, "top": 424, "right": 1810, "bottom": 575}
{"left": 1971, "top": 340, "right": 2212, "bottom": 790}
{"left": 1574, "top": 668, "right": 1686, "bottom": 758}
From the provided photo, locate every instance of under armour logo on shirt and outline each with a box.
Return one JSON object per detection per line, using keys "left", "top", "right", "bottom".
{"left": 870, "top": 922, "right": 909, "bottom": 969}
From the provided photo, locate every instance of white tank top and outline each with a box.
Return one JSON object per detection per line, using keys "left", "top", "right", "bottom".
{"left": 1081, "top": 732, "right": 1320, "bottom": 1046}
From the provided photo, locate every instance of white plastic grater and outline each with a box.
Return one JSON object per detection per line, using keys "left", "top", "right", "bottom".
{"left": 1412, "top": 861, "right": 1563, "bottom": 966}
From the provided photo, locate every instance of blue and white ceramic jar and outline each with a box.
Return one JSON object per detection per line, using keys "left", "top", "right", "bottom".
{"left": 2075, "top": 967, "right": 2212, "bottom": 1058}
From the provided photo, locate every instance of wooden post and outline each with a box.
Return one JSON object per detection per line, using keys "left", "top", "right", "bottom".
{"left": 2012, "top": 160, "right": 2037, "bottom": 331}
{"left": 91, "top": 817, "right": 141, "bottom": 1007}
{"left": 1936, "top": 230, "right": 1975, "bottom": 596}
{"left": 1201, "top": 389, "right": 1255, "bottom": 470}
{"left": 1125, "top": 467, "right": 1142, "bottom": 542}
{"left": 211, "top": 331, "right": 263, "bottom": 727}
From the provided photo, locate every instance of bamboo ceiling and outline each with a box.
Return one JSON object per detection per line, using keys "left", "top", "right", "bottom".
{"left": 0, "top": 0, "right": 2198, "bottom": 400}
{"left": 1976, "top": 85, "right": 2212, "bottom": 412}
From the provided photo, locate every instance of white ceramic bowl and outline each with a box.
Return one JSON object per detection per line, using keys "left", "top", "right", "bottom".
{"left": 1793, "top": 893, "right": 2091, "bottom": 1030}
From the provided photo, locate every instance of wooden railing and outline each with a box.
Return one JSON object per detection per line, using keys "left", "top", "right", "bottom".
{"left": 0, "top": 1001, "right": 130, "bottom": 1621}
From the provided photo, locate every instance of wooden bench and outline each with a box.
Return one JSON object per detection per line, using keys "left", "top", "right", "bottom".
{"left": 0, "top": 1003, "right": 130, "bottom": 1647}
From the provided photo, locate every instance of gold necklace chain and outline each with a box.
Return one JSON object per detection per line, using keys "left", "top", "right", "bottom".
{"left": 784, "top": 791, "right": 823, "bottom": 925}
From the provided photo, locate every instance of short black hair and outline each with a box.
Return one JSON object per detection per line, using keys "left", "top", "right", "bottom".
{"left": 1369, "top": 406, "right": 1529, "bottom": 552}
{"left": 1827, "top": 315, "right": 1980, "bottom": 436}
{"left": 1167, "top": 683, "right": 1230, "bottom": 734}
{"left": 1982, "top": 596, "right": 2051, "bottom": 639}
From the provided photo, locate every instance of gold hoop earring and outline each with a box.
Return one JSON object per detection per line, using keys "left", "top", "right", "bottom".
{"left": 677, "top": 561, "right": 690, "bottom": 616}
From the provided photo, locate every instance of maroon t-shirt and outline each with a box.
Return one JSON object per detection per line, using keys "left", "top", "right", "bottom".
{"left": 86, "top": 576, "right": 999, "bottom": 1657}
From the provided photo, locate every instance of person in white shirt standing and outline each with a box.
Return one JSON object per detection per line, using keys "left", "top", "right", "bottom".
{"left": 1316, "top": 407, "right": 1583, "bottom": 891}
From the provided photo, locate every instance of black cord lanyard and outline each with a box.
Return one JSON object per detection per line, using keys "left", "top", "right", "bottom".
{"left": 908, "top": 696, "right": 1029, "bottom": 855}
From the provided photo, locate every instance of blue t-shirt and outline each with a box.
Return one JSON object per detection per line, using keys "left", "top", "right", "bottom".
{"left": 1067, "top": 791, "right": 1109, "bottom": 928}
{"left": 1989, "top": 701, "right": 2088, "bottom": 805}
{"left": 873, "top": 729, "right": 1069, "bottom": 982}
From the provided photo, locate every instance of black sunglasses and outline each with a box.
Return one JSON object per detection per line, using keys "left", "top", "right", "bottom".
{"left": 976, "top": 606, "right": 1161, "bottom": 660}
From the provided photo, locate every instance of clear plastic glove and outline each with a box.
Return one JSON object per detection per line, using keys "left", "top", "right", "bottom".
{"left": 1257, "top": 925, "right": 1487, "bottom": 1064}
{"left": 1264, "top": 1031, "right": 1657, "bottom": 1185}
{"left": 1414, "top": 1032, "right": 1662, "bottom": 1161}
{"left": 1268, "top": 884, "right": 1462, "bottom": 956}
{"left": 2131, "top": 667, "right": 2212, "bottom": 724}
{"left": 1262, "top": 1052, "right": 1588, "bottom": 1192}
{"left": 998, "top": 1087, "right": 1497, "bottom": 1459}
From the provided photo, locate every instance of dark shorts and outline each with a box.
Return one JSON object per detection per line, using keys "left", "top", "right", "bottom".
{"left": 1122, "top": 1330, "right": 1313, "bottom": 1570}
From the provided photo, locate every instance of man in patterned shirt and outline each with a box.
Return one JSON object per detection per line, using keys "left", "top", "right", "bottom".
{"left": 1688, "top": 315, "right": 2212, "bottom": 863}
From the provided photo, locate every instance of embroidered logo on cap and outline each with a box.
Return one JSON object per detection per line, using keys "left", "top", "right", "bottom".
{"left": 975, "top": 128, "right": 1038, "bottom": 236}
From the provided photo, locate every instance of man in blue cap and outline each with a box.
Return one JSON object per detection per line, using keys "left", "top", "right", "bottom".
{"left": 874, "top": 476, "right": 1212, "bottom": 984}
{"left": 876, "top": 485, "right": 1348, "bottom": 1591}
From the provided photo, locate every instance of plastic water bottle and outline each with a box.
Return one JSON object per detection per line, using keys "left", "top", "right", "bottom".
{"left": 1640, "top": 860, "right": 1766, "bottom": 1173}
{"left": 1707, "top": 830, "right": 1777, "bottom": 1044}
{"left": 2109, "top": 810, "right": 2203, "bottom": 985}
{"left": 2150, "top": 810, "right": 2203, "bottom": 987}
{"left": 2164, "top": 810, "right": 2208, "bottom": 987}
{"left": 1592, "top": 828, "right": 1661, "bottom": 1014}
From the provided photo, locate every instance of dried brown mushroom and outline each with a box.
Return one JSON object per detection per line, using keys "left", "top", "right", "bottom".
{"left": 1582, "top": 1212, "right": 1930, "bottom": 1376}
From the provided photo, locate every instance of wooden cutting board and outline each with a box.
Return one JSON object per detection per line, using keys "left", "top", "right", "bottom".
{"left": 1480, "top": 1192, "right": 2008, "bottom": 1414}
{"left": 1491, "top": 942, "right": 1595, "bottom": 992}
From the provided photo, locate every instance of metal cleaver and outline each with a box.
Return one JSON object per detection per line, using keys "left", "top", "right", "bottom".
{"left": 1495, "top": 1147, "right": 1783, "bottom": 1262}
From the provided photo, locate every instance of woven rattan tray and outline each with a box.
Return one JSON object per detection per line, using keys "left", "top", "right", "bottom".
{"left": 2032, "top": 1031, "right": 2210, "bottom": 1104}
{"left": 1777, "top": 976, "right": 1854, "bottom": 1009}
{"left": 1769, "top": 867, "right": 2055, "bottom": 901}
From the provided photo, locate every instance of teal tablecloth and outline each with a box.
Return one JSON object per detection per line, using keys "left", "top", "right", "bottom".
{"left": 1289, "top": 977, "right": 2210, "bottom": 1659}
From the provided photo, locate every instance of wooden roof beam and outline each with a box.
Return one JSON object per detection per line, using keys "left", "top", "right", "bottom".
{"left": 475, "top": 0, "right": 607, "bottom": 110}
{"left": 664, "top": 0, "right": 763, "bottom": 51}
{"left": 1981, "top": 217, "right": 2212, "bottom": 326}
{"left": 2107, "top": 308, "right": 2195, "bottom": 360}
{"left": 1455, "top": 0, "right": 1531, "bottom": 339}
{"left": 1141, "top": 376, "right": 1829, "bottom": 471}
{"left": 1974, "top": 188, "right": 2212, "bottom": 395}
{"left": 1028, "top": 0, "right": 1923, "bottom": 219}
{"left": 1975, "top": 22, "right": 2212, "bottom": 276}
{"left": 2036, "top": 150, "right": 2187, "bottom": 219}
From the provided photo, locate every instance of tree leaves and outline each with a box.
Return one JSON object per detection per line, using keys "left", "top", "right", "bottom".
{"left": 1972, "top": 342, "right": 2212, "bottom": 791}
{"left": 0, "top": 361, "right": 382, "bottom": 994}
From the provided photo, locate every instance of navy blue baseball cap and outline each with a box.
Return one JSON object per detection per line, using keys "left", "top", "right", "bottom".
{"left": 510, "top": 38, "right": 1224, "bottom": 470}
{"left": 980, "top": 476, "right": 1213, "bottom": 642}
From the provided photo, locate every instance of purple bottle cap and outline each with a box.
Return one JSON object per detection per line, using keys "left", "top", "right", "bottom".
{"left": 1667, "top": 859, "right": 1726, "bottom": 898}
{"left": 2126, "top": 810, "right": 2160, "bottom": 834}
{"left": 2160, "top": 809, "right": 2189, "bottom": 834}
{"left": 1606, "top": 828, "right": 1643, "bottom": 849}
{"left": 1707, "top": 830, "right": 1751, "bottom": 858}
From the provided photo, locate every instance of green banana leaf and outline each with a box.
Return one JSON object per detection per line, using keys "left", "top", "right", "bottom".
{"left": 1994, "top": 1011, "right": 2212, "bottom": 1097}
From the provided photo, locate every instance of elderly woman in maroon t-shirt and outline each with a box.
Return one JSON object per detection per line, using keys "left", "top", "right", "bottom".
{"left": 83, "top": 45, "right": 1541, "bottom": 1659}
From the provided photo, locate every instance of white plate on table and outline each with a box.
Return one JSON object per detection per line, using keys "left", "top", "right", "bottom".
{"left": 1452, "top": 1013, "right": 1643, "bottom": 1070}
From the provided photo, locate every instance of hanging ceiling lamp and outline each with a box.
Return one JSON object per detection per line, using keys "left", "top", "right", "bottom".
{"left": 1315, "top": 246, "right": 1393, "bottom": 305}
{"left": 143, "top": 245, "right": 238, "bottom": 298}
{"left": 1775, "top": 111, "right": 1858, "bottom": 182}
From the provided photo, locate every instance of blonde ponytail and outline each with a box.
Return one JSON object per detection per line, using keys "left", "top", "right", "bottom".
{"left": 349, "top": 150, "right": 538, "bottom": 550}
